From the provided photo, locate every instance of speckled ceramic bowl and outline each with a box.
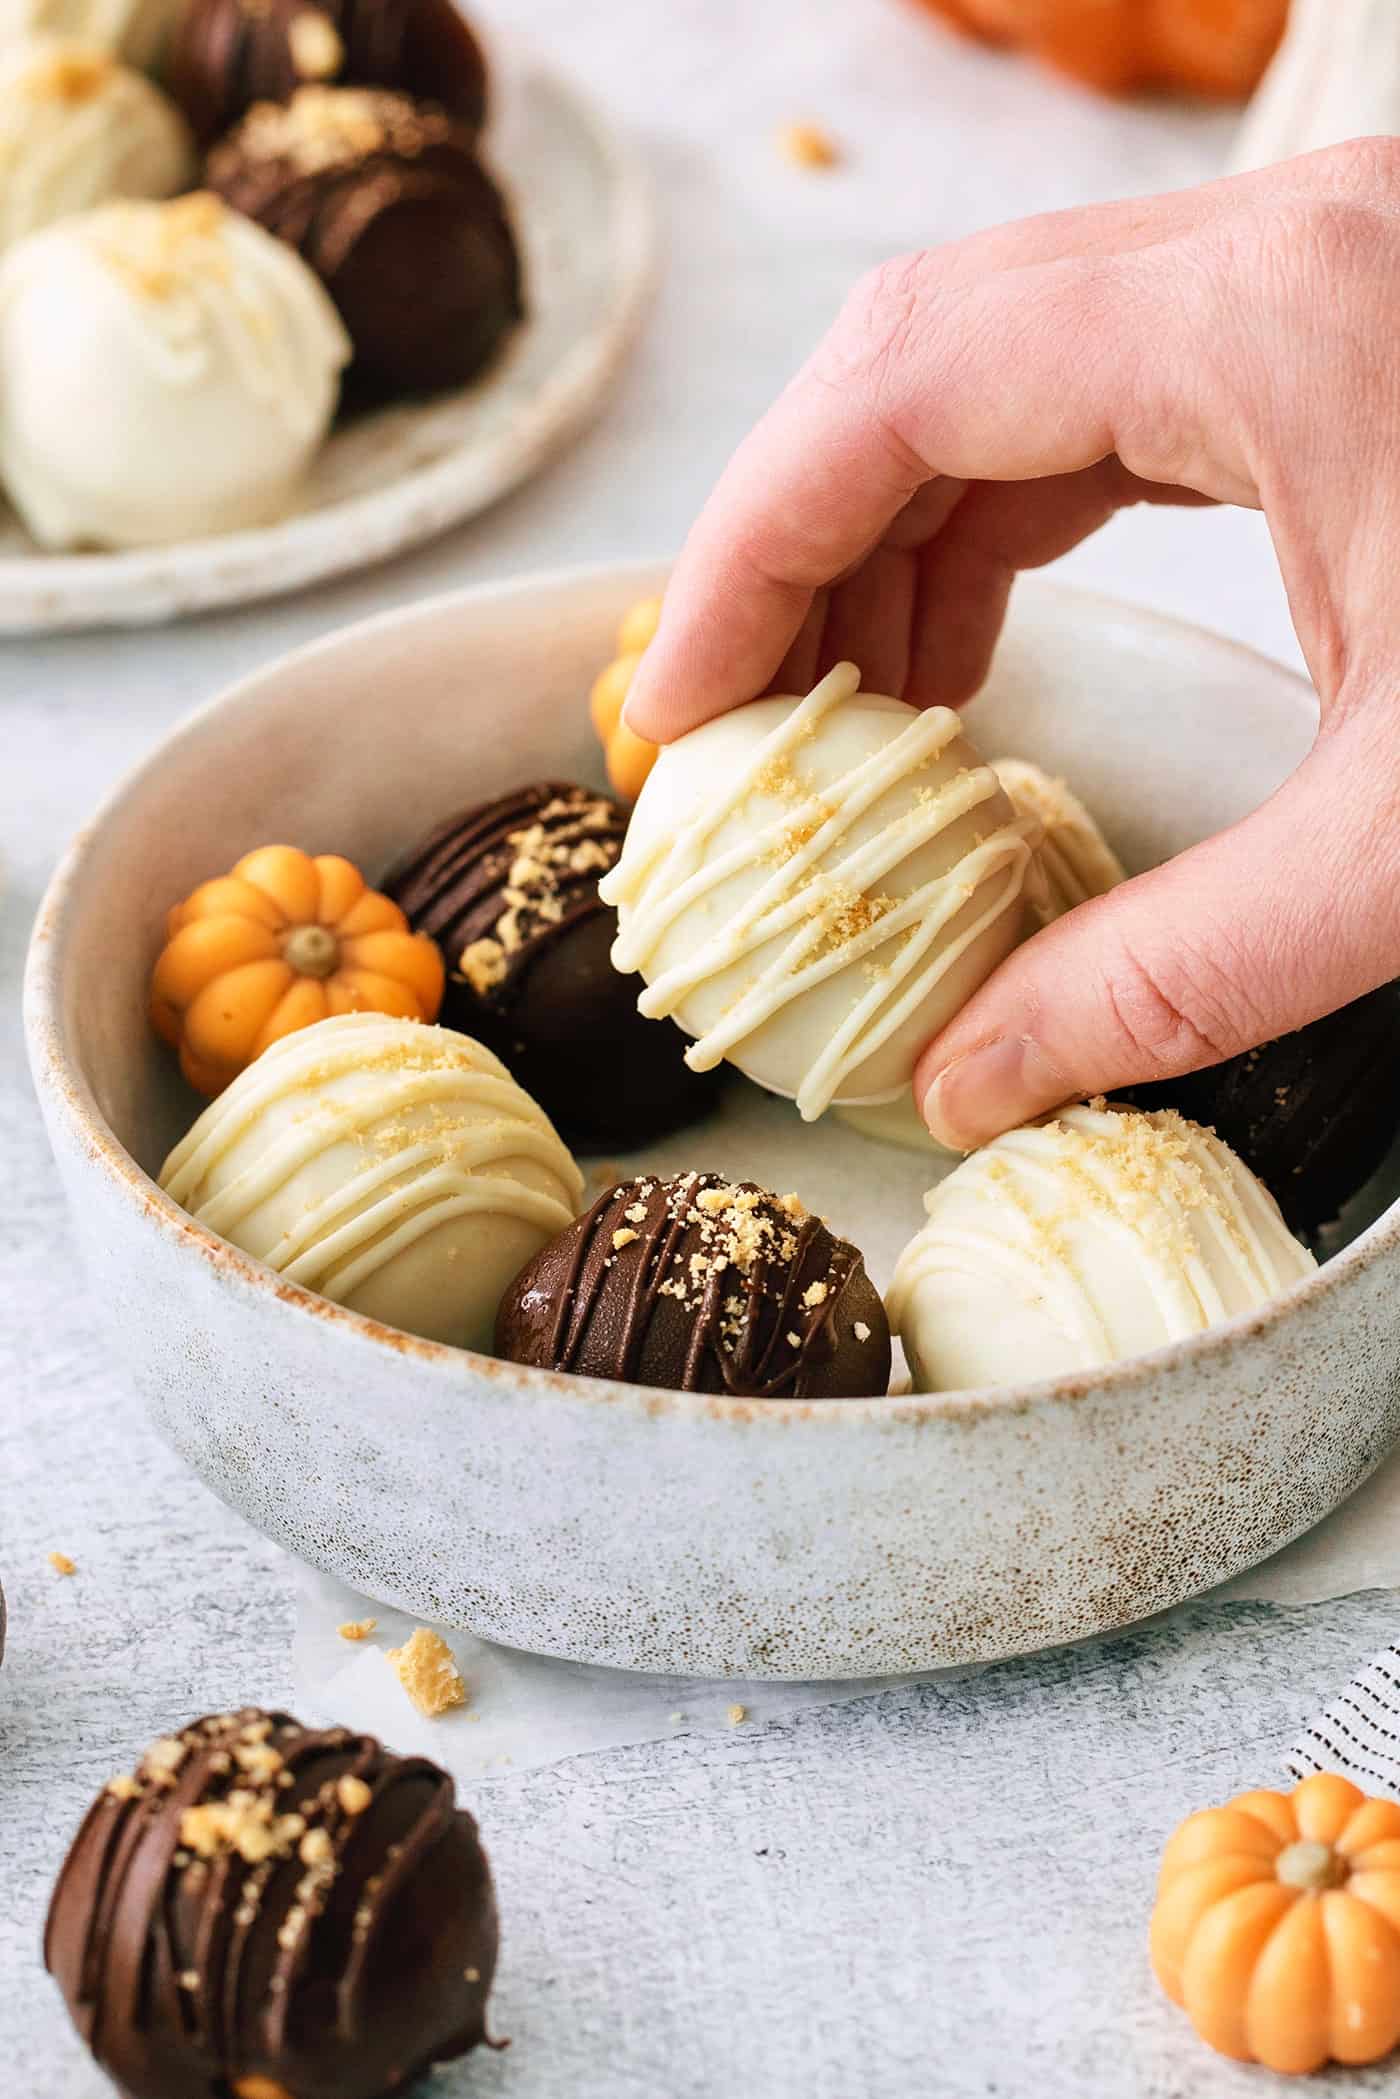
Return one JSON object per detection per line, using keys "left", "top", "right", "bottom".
{"left": 25, "top": 565, "right": 1400, "bottom": 1677}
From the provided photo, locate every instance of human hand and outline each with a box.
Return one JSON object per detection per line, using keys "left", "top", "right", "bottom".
{"left": 624, "top": 141, "right": 1400, "bottom": 1149}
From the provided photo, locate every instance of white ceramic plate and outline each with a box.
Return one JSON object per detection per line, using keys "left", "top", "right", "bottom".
{"left": 0, "top": 50, "right": 653, "bottom": 634}
{"left": 25, "top": 567, "right": 1400, "bottom": 1676}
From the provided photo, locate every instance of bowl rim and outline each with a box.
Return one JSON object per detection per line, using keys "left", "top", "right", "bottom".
{"left": 25, "top": 561, "right": 1388, "bottom": 1433}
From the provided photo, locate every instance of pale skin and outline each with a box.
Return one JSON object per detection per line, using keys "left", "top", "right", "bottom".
{"left": 623, "top": 139, "right": 1400, "bottom": 1150}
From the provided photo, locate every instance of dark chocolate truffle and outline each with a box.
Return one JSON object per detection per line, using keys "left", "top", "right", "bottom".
{"left": 384, "top": 783, "right": 723, "bottom": 1150}
{"left": 207, "top": 87, "right": 522, "bottom": 397}
{"left": 1117, "top": 981, "right": 1400, "bottom": 1234}
{"left": 45, "top": 1709, "right": 497, "bottom": 2099}
{"left": 496, "top": 1170, "right": 892, "bottom": 1397}
{"left": 169, "top": 0, "right": 487, "bottom": 146}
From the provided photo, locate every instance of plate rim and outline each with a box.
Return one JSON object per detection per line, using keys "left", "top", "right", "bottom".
{"left": 0, "top": 55, "right": 656, "bottom": 635}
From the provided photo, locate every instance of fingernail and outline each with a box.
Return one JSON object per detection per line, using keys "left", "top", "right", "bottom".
{"left": 921, "top": 1034, "right": 1071, "bottom": 1150}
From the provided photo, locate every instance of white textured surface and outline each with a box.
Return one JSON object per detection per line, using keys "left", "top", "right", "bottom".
{"left": 3, "top": 2, "right": 1389, "bottom": 2093}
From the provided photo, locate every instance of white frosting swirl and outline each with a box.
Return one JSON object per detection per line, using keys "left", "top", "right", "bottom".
{"left": 599, "top": 662, "right": 1040, "bottom": 1121}
{"left": 887, "top": 1101, "right": 1316, "bottom": 1391}
{"left": 159, "top": 1013, "right": 584, "bottom": 1351}
{"left": 0, "top": 193, "right": 349, "bottom": 547}
{"left": 991, "top": 756, "right": 1126, "bottom": 925}
{"left": 0, "top": 41, "right": 192, "bottom": 258}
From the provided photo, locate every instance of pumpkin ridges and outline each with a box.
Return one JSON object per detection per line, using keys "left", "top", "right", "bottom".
{"left": 252, "top": 975, "right": 330, "bottom": 1058}
{"left": 1224, "top": 1789, "right": 1298, "bottom": 1847}
{"left": 1181, "top": 1881, "right": 1297, "bottom": 2061}
{"left": 335, "top": 889, "right": 410, "bottom": 938}
{"left": 327, "top": 970, "right": 425, "bottom": 1019}
{"left": 342, "top": 930, "right": 444, "bottom": 1010}
{"left": 1348, "top": 1870, "right": 1400, "bottom": 1943}
{"left": 1295, "top": 1774, "right": 1368, "bottom": 1847}
{"left": 1158, "top": 1806, "right": 1284, "bottom": 1889}
{"left": 1339, "top": 1802, "right": 1400, "bottom": 1857}
{"left": 911, "top": 0, "right": 1284, "bottom": 99}
{"left": 1321, "top": 1887, "right": 1400, "bottom": 2064}
{"left": 233, "top": 843, "right": 321, "bottom": 924}
{"left": 312, "top": 852, "right": 366, "bottom": 926}
{"left": 184, "top": 957, "right": 295, "bottom": 1073}
{"left": 1243, "top": 1890, "right": 1332, "bottom": 2076}
{"left": 167, "top": 873, "right": 287, "bottom": 935}
{"left": 1150, "top": 1854, "right": 1277, "bottom": 2002}
{"left": 590, "top": 651, "right": 640, "bottom": 742}
{"left": 151, "top": 918, "right": 283, "bottom": 1036}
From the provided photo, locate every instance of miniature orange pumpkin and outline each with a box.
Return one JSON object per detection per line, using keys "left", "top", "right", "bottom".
{"left": 917, "top": 0, "right": 1287, "bottom": 100}
{"left": 1151, "top": 1772, "right": 1400, "bottom": 2073}
{"left": 590, "top": 593, "right": 662, "bottom": 801}
{"left": 150, "top": 845, "right": 445, "bottom": 1095}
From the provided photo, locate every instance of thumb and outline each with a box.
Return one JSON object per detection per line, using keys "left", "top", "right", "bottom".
{"left": 915, "top": 720, "right": 1400, "bottom": 1150}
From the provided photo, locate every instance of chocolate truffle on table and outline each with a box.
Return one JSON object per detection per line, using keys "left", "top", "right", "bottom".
{"left": 45, "top": 1709, "right": 497, "bottom": 2099}
{"left": 168, "top": 0, "right": 487, "bottom": 145}
{"left": 496, "top": 1171, "right": 892, "bottom": 1398}
{"left": 207, "top": 86, "right": 522, "bottom": 397}
{"left": 384, "top": 783, "right": 723, "bottom": 1150}
{"left": 1117, "top": 981, "right": 1400, "bottom": 1234}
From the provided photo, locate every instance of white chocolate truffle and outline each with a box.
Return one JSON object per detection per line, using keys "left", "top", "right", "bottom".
{"left": 1, "top": 0, "right": 182, "bottom": 71}
{"left": 600, "top": 662, "right": 1040, "bottom": 1120}
{"left": 991, "top": 756, "right": 1126, "bottom": 926}
{"left": 0, "top": 192, "right": 349, "bottom": 548}
{"left": 886, "top": 1101, "right": 1316, "bottom": 1392}
{"left": 158, "top": 1012, "right": 585, "bottom": 1351}
{"left": 0, "top": 42, "right": 193, "bottom": 259}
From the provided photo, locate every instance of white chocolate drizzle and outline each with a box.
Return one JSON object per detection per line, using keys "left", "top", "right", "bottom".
{"left": 600, "top": 662, "right": 1040, "bottom": 1120}
{"left": 886, "top": 1102, "right": 1315, "bottom": 1372}
{"left": 160, "top": 1015, "right": 583, "bottom": 1301}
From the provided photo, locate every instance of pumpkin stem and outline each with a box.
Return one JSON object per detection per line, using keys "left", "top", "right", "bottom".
{"left": 283, "top": 924, "right": 340, "bottom": 980}
{"left": 1275, "top": 1839, "right": 1347, "bottom": 1892}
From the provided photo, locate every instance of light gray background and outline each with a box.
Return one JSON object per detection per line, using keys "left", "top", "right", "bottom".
{"left": 4, "top": 3, "right": 1386, "bottom": 2093}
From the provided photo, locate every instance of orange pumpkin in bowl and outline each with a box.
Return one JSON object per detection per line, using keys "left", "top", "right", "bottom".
{"left": 150, "top": 845, "right": 444, "bottom": 1095}
{"left": 919, "top": 0, "right": 1287, "bottom": 99}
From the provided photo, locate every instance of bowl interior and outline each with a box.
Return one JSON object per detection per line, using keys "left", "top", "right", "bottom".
{"left": 49, "top": 565, "right": 1389, "bottom": 1323}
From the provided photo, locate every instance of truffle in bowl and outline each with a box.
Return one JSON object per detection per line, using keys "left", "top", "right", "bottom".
{"left": 24, "top": 563, "right": 1400, "bottom": 1677}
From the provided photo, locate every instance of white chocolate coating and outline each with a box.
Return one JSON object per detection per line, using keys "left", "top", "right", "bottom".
{"left": 0, "top": 42, "right": 193, "bottom": 258}
{"left": 834, "top": 1093, "right": 950, "bottom": 1155}
{"left": 159, "top": 1013, "right": 585, "bottom": 1351}
{"left": 600, "top": 664, "right": 1040, "bottom": 1120}
{"left": 0, "top": 193, "right": 349, "bottom": 548}
{"left": 0, "top": 0, "right": 182, "bottom": 70}
{"left": 887, "top": 1101, "right": 1316, "bottom": 1392}
{"left": 991, "top": 756, "right": 1126, "bottom": 926}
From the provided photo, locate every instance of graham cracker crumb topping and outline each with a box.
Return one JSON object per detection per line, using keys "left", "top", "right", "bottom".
{"left": 386, "top": 1627, "right": 467, "bottom": 1718}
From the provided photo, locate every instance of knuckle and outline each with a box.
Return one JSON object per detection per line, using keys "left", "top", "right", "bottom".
{"left": 814, "top": 251, "right": 942, "bottom": 406}
{"left": 1307, "top": 134, "right": 1400, "bottom": 199}
{"left": 1097, "top": 937, "right": 1251, "bottom": 1080}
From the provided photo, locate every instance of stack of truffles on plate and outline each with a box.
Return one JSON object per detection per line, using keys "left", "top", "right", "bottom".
{"left": 0, "top": 0, "right": 521, "bottom": 548}
{"left": 146, "top": 624, "right": 1400, "bottom": 1396}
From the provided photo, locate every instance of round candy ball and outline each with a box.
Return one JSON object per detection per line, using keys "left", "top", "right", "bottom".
{"left": 2, "top": 0, "right": 184, "bottom": 70}
{"left": 600, "top": 660, "right": 1040, "bottom": 1121}
{"left": 207, "top": 86, "right": 521, "bottom": 397}
{"left": 887, "top": 1101, "right": 1316, "bottom": 1391}
{"left": 45, "top": 1709, "right": 497, "bottom": 2099}
{"left": 168, "top": 0, "right": 487, "bottom": 145}
{"left": 158, "top": 1011, "right": 583, "bottom": 1349}
{"left": 0, "top": 41, "right": 193, "bottom": 259}
{"left": 496, "top": 1170, "right": 892, "bottom": 1398}
{"left": 990, "top": 755, "right": 1125, "bottom": 925}
{"left": 384, "top": 782, "right": 723, "bottom": 1151}
{"left": 0, "top": 193, "right": 348, "bottom": 548}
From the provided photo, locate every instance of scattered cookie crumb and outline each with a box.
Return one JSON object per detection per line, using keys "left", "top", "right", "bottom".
{"left": 669, "top": 1710, "right": 685, "bottom": 1725}
{"left": 726, "top": 1703, "right": 748, "bottom": 1726}
{"left": 337, "top": 1618, "right": 378, "bottom": 1642}
{"left": 48, "top": 1551, "right": 76, "bottom": 1576}
{"left": 854, "top": 1321, "right": 871, "bottom": 1342}
{"left": 777, "top": 120, "right": 840, "bottom": 170}
{"left": 465, "top": 1966, "right": 481, "bottom": 1983}
{"left": 386, "top": 1627, "right": 468, "bottom": 1718}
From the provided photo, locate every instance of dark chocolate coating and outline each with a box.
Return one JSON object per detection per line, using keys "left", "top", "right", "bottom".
{"left": 169, "top": 0, "right": 487, "bottom": 145}
{"left": 1117, "top": 981, "right": 1400, "bottom": 1235}
{"left": 45, "top": 1709, "right": 497, "bottom": 2099}
{"left": 207, "top": 88, "right": 522, "bottom": 397}
{"left": 384, "top": 782, "right": 723, "bottom": 1151}
{"left": 496, "top": 1171, "right": 892, "bottom": 1397}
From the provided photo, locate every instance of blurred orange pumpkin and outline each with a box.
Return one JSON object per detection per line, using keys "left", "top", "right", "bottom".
{"left": 150, "top": 845, "right": 445, "bottom": 1095}
{"left": 918, "top": 0, "right": 1287, "bottom": 99}
{"left": 590, "top": 593, "right": 663, "bottom": 802}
